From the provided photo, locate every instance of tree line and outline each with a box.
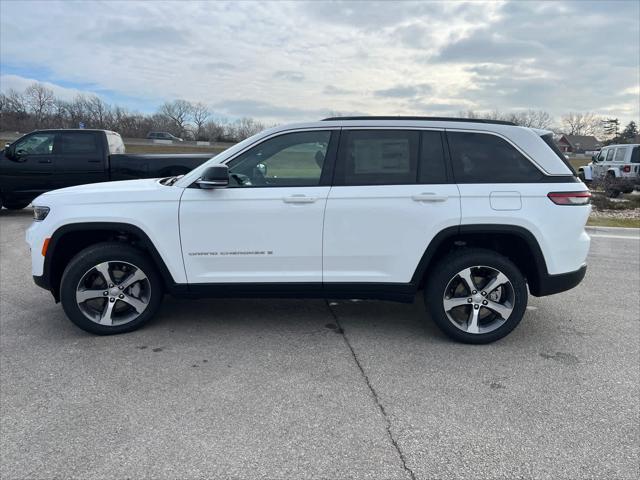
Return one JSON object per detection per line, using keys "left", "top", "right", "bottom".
{"left": 0, "top": 83, "right": 266, "bottom": 142}
{"left": 0, "top": 82, "right": 638, "bottom": 145}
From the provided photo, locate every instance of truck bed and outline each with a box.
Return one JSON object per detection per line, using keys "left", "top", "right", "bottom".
{"left": 110, "top": 154, "right": 213, "bottom": 180}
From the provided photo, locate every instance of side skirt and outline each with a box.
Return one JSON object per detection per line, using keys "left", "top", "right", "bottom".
{"left": 173, "top": 282, "right": 417, "bottom": 303}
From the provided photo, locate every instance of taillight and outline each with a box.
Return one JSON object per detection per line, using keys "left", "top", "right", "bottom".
{"left": 622, "top": 165, "right": 631, "bottom": 173}
{"left": 547, "top": 191, "right": 591, "bottom": 205}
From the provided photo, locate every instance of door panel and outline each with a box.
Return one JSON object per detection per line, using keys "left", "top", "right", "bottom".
{"left": 0, "top": 132, "right": 56, "bottom": 201}
{"left": 180, "top": 186, "right": 330, "bottom": 283}
{"left": 323, "top": 184, "right": 460, "bottom": 283}
{"left": 179, "top": 129, "right": 337, "bottom": 284}
{"left": 53, "top": 131, "right": 106, "bottom": 188}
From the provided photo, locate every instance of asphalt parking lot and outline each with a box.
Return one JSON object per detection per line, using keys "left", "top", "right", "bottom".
{"left": 1, "top": 209, "right": 638, "bottom": 479}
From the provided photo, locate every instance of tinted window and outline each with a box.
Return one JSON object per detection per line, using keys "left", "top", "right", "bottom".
{"left": 418, "top": 131, "right": 447, "bottom": 183}
{"left": 14, "top": 132, "right": 55, "bottom": 156}
{"left": 227, "top": 130, "right": 331, "bottom": 187}
{"left": 336, "top": 130, "right": 419, "bottom": 185}
{"left": 57, "top": 132, "right": 100, "bottom": 154}
{"left": 448, "top": 132, "right": 543, "bottom": 183}
{"left": 632, "top": 147, "right": 639, "bottom": 163}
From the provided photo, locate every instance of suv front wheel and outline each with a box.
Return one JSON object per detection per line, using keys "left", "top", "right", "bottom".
{"left": 424, "top": 249, "right": 528, "bottom": 344}
{"left": 60, "top": 242, "right": 163, "bottom": 335}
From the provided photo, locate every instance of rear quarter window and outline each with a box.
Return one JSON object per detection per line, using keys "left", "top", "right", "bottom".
{"left": 447, "top": 131, "right": 544, "bottom": 183}
{"left": 631, "top": 146, "right": 639, "bottom": 163}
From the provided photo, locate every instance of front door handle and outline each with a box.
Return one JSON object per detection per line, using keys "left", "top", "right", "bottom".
{"left": 37, "top": 158, "right": 52, "bottom": 164}
{"left": 412, "top": 193, "right": 448, "bottom": 202}
{"left": 283, "top": 194, "right": 317, "bottom": 204}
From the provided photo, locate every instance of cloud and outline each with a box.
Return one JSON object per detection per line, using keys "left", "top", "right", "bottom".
{"left": 0, "top": 0, "right": 637, "bottom": 124}
{"left": 272, "top": 70, "right": 305, "bottom": 82}
{"left": 99, "top": 24, "right": 191, "bottom": 48}
{"left": 0, "top": 74, "right": 98, "bottom": 101}
{"left": 374, "top": 84, "right": 432, "bottom": 99}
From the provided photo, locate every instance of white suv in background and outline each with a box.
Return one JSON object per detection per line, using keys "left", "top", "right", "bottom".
{"left": 579, "top": 144, "right": 640, "bottom": 197}
{"left": 26, "top": 117, "right": 591, "bottom": 343}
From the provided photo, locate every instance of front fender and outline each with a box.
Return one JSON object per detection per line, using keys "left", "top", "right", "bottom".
{"left": 579, "top": 165, "right": 593, "bottom": 181}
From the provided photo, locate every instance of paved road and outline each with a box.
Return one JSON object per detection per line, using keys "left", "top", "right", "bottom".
{"left": 1, "top": 209, "right": 638, "bottom": 479}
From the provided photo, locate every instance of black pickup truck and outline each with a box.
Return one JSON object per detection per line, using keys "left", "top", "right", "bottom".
{"left": 0, "top": 129, "right": 212, "bottom": 209}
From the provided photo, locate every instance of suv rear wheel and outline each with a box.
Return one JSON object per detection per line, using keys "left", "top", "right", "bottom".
{"left": 424, "top": 248, "right": 528, "bottom": 344}
{"left": 60, "top": 242, "right": 163, "bottom": 335}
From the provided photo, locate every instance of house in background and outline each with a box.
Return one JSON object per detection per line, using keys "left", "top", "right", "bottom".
{"left": 556, "top": 134, "right": 602, "bottom": 154}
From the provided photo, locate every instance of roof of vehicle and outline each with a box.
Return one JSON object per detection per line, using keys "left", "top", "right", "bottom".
{"left": 601, "top": 143, "right": 639, "bottom": 147}
{"left": 322, "top": 116, "right": 516, "bottom": 126}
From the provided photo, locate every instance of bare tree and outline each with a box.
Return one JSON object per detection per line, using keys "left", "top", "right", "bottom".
{"left": 84, "top": 95, "right": 111, "bottom": 128}
{"left": 159, "top": 100, "right": 193, "bottom": 136}
{"left": 560, "top": 112, "right": 602, "bottom": 137}
{"left": 203, "top": 119, "right": 226, "bottom": 142}
{"left": 24, "top": 83, "right": 55, "bottom": 127}
{"left": 232, "top": 117, "right": 265, "bottom": 141}
{"left": 191, "top": 103, "right": 211, "bottom": 140}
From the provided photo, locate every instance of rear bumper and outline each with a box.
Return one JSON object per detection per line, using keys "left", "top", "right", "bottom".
{"left": 532, "top": 264, "right": 587, "bottom": 297}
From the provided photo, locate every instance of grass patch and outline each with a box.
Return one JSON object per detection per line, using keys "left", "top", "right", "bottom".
{"left": 587, "top": 217, "right": 640, "bottom": 228}
{"left": 591, "top": 192, "right": 640, "bottom": 210}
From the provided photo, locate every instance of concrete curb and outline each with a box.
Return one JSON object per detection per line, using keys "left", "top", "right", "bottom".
{"left": 586, "top": 225, "right": 640, "bottom": 237}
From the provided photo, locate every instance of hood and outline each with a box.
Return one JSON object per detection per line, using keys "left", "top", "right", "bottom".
{"left": 33, "top": 178, "right": 182, "bottom": 206}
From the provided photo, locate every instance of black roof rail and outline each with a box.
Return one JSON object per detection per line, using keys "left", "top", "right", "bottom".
{"left": 321, "top": 116, "right": 517, "bottom": 126}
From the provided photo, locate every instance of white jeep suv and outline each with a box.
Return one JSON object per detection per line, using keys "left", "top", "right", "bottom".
{"left": 26, "top": 117, "right": 591, "bottom": 343}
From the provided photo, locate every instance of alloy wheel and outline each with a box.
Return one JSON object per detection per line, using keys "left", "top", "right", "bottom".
{"left": 75, "top": 261, "right": 151, "bottom": 326}
{"left": 442, "top": 265, "right": 515, "bottom": 334}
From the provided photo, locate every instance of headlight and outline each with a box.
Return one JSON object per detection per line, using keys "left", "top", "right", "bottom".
{"left": 33, "top": 206, "right": 50, "bottom": 221}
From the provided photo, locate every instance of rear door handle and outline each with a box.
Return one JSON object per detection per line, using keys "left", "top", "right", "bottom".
{"left": 283, "top": 195, "right": 317, "bottom": 204}
{"left": 412, "top": 193, "right": 448, "bottom": 202}
{"left": 37, "top": 159, "right": 52, "bottom": 164}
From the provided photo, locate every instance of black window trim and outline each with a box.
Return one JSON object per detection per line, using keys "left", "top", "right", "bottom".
{"left": 220, "top": 128, "right": 341, "bottom": 188}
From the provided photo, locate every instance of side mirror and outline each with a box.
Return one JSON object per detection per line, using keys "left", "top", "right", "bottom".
{"left": 196, "top": 165, "right": 229, "bottom": 189}
{"left": 4, "top": 144, "right": 16, "bottom": 160}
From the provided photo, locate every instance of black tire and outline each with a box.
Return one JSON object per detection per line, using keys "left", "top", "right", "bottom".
{"left": 60, "top": 242, "right": 164, "bottom": 335}
{"left": 3, "top": 200, "right": 30, "bottom": 210}
{"left": 424, "top": 248, "right": 528, "bottom": 344}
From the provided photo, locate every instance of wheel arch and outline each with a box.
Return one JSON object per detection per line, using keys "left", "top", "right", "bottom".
{"left": 43, "top": 222, "right": 183, "bottom": 301}
{"left": 412, "top": 224, "right": 550, "bottom": 297}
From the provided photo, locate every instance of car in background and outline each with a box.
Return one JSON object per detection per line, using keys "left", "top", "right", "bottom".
{"left": 0, "top": 129, "right": 211, "bottom": 209}
{"left": 147, "top": 131, "right": 184, "bottom": 142}
{"left": 578, "top": 144, "right": 640, "bottom": 197}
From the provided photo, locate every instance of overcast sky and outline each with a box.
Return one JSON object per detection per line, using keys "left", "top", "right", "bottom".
{"left": 1, "top": 0, "right": 638, "bottom": 124}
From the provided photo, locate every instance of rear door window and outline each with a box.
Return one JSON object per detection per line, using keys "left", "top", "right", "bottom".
{"left": 447, "top": 131, "right": 543, "bottom": 183}
{"left": 57, "top": 132, "right": 100, "bottom": 154}
{"left": 335, "top": 130, "right": 419, "bottom": 185}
